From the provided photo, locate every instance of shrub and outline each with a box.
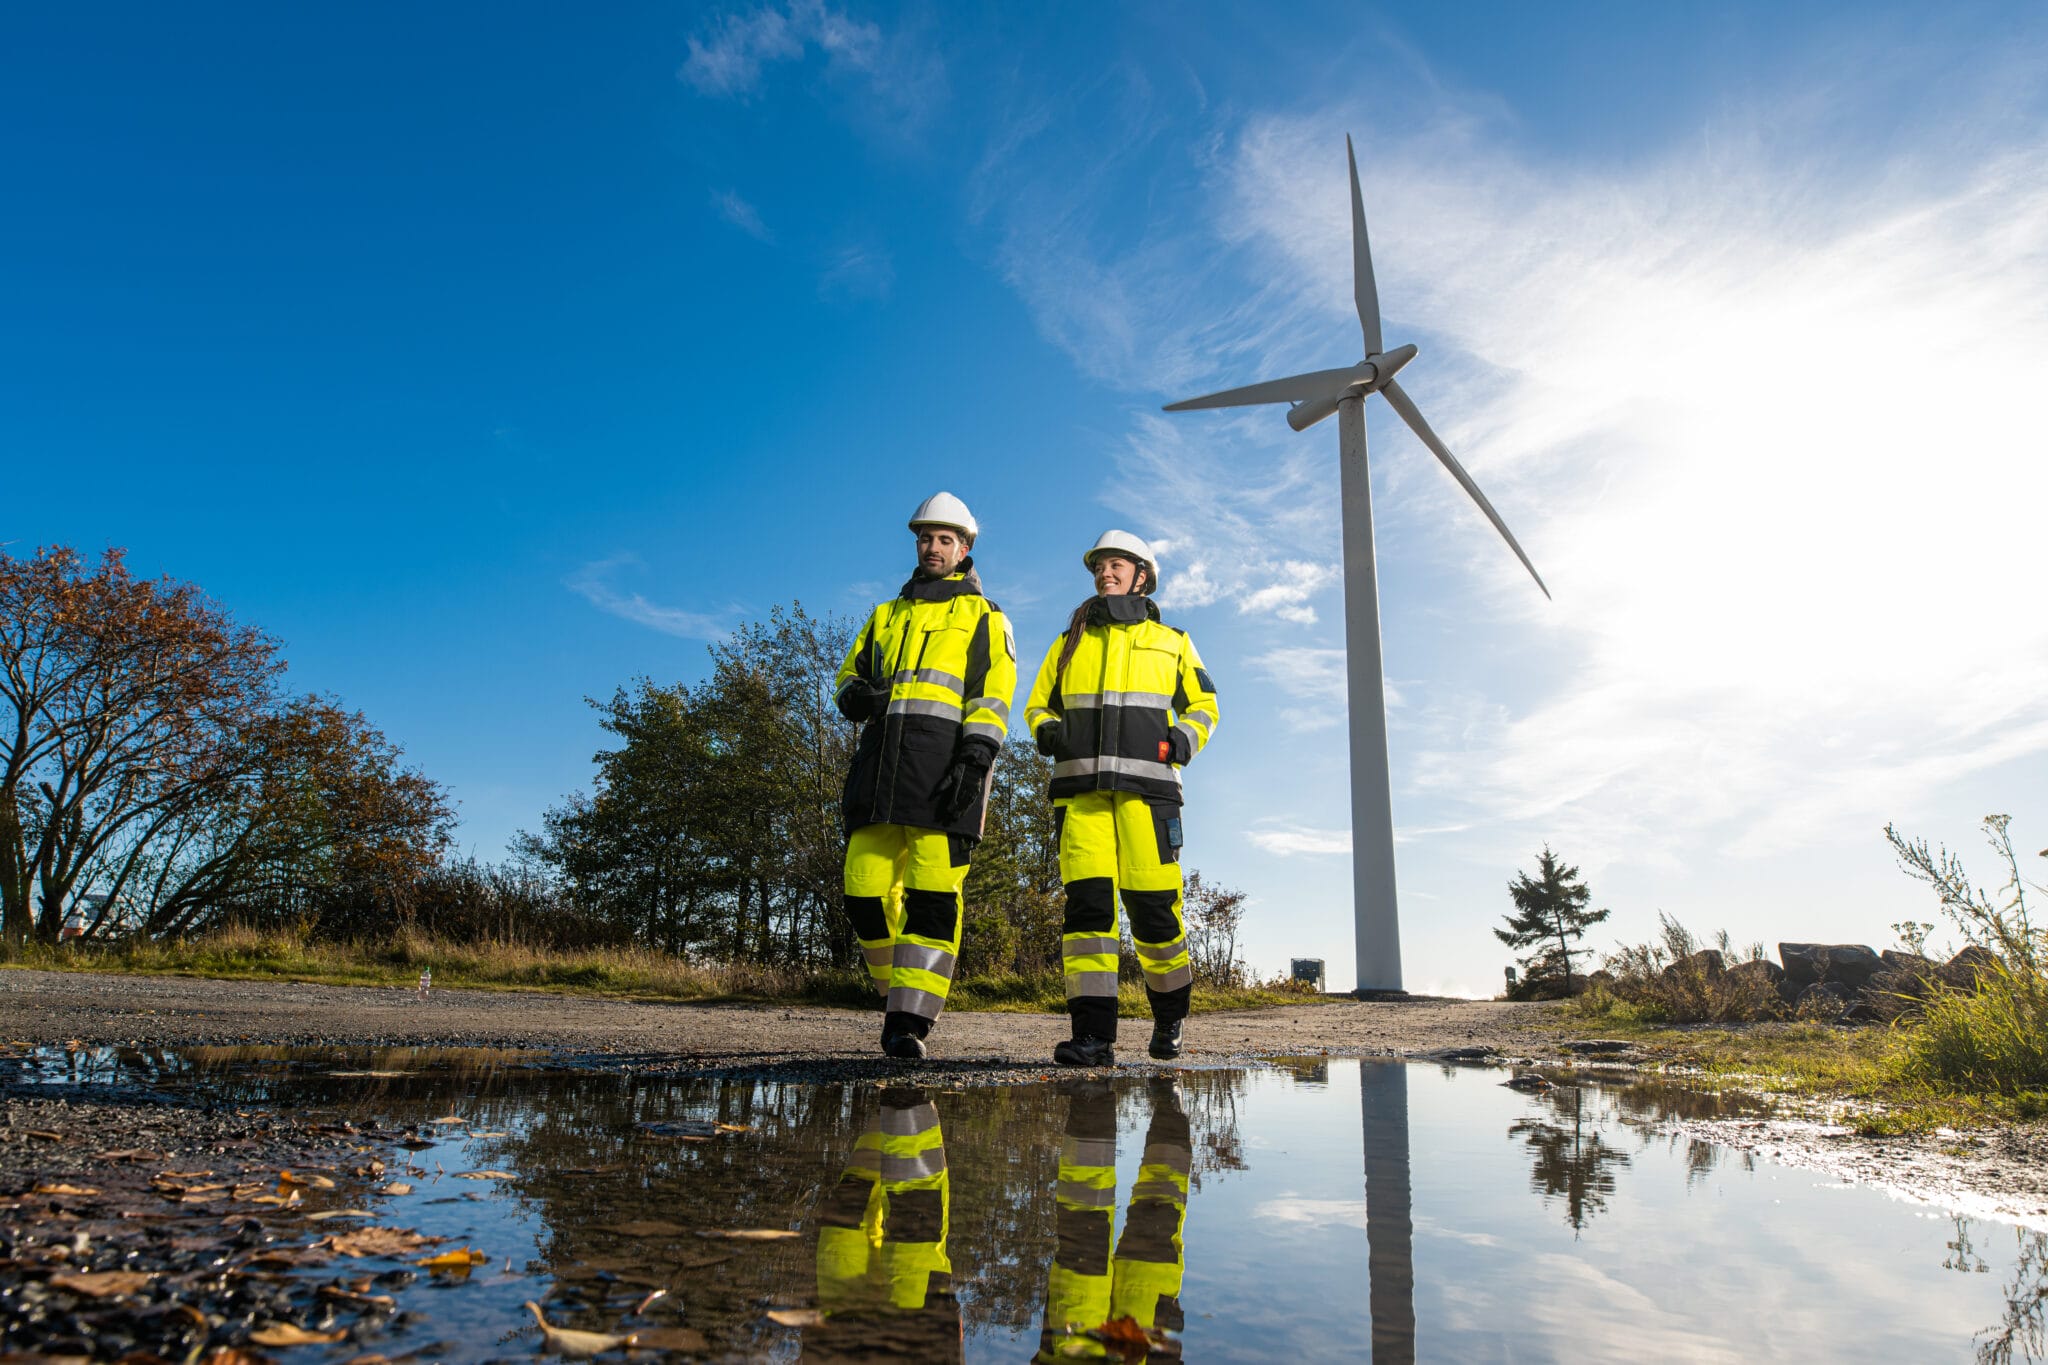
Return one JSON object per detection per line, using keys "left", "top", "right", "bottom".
{"left": 1577, "top": 912, "right": 1783, "bottom": 1024}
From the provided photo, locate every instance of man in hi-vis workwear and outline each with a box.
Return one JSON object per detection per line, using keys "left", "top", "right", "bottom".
{"left": 1035, "top": 1079, "right": 1192, "bottom": 1361}
{"left": 1024, "top": 530, "right": 1218, "bottom": 1067}
{"left": 835, "top": 493, "right": 1015, "bottom": 1061}
{"left": 808, "top": 1089, "right": 962, "bottom": 1363}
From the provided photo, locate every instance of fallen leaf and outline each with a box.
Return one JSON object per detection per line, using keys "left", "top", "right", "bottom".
{"left": 381, "top": 1183, "right": 413, "bottom": 1195}
{"left": 249, "top": 1324, "right": 347, "bottom": 1346}
{"left": 306, "top": 1209, "right": 377, "bottom": 1221}
{"left": 199, "top": 1349, "right": 267, "bottom": 1365}
{"left": 627, "top": 1327, "right": 708, "bottom": 1352}
{"left": 318, "top": 1286, "right": 397, "bottom": 1309}
{"left": 452, "top": 1171, "right": 514, "bottom": 1181}
{"left": 161, "top": 1169, "right": 215, "bottom": 1179}
{"left": 427, "top": 1116, "right": 467, "bottom": 1126}
{"left": 320, "top": 1227, "right": 443, "bottom": 1258}
{"left": 631, "top": 1289, "right": 667, "bottom": 1315}
{"left": 524, "top": 1300, "right": 635, "bottom": 1356}
{"left": 416, "top": 1247, "right": 488, "bottom": 1270}
{"left": 765, "top": 1308, "right": 823, "bottom": 1327}
{"left": 278, "top": 1171, "right": 336, "bottom": 1189}
{"left": 469, "top": 1130, "right": 510, "bottom": 1138}
{"left": 49, "top": 1270, "right": 155, "bottom": 1297}
{"left": 606, "top": 1220, "right": 688, "bottom": 1238}
{"left": 700, "top": 1229, "right": 799, "bottom": 1242}
{"left": 34, "top": 1184, "right": 100, "bottom": 1196}
{"left": 243, "top": 1247, "right": 333, "bottom": 1269}
{"left": 99, "top": 1147, "right": 163, "bottom": 1161}
{"left": 22, "top": 1129, "right": 64, "bottom": 1140}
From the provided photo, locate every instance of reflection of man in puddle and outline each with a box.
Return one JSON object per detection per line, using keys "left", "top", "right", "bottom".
{"left": 1037, "top": 1079, "right": 1191, "bottom": 1361}
{"left": 807, "top": 1088, "right": 961, "bottom": 1363}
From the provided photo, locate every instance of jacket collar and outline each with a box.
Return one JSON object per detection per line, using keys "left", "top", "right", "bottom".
{"left": 1086, "top": 593, "right": 1159, "bottom": 625}
{"left": 900, "top": 556, "right": 983, "bottom": 601}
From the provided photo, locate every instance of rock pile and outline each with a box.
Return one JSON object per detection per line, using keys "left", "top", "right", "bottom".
{"left": 1664, "top": 941, "right": 2004, "bottom": 1023}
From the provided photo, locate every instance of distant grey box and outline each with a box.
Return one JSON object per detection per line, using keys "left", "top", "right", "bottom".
{"left": 1290, "top": 958, "right": 1326, "bottom": 991}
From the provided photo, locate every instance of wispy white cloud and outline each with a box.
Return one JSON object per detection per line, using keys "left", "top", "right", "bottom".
{"left": 819, "top": 243, "right": 894, "bottom": 301}
{"left": 566, "top": 556, "right": 733, "bottom": 640}
{"left": 1248, "top": 823, "right": 1351, "bottom": 857}
{"left": 679, "top": 0, "right": 945, "bottom": 132}
{"left": 710, "top": 188, "right": 773, "bottom": 242}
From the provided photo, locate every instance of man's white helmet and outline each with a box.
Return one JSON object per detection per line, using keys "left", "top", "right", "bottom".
{"left": 908, "top": 491, "right": 979, "bottom": 544}
{"left": 1083, "top": 529, "right": 1160, "bottom": 595}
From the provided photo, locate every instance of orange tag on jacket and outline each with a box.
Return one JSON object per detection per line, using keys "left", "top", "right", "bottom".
{"left": 1158, "top": 740, "right": 1171, "bottom": 761}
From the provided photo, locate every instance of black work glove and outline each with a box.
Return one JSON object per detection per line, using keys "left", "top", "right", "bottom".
{"left": 1034, "top": 719, "right": 1064, "bottom": 758}
{"left": 835, "top": 679, "right": 892, "bottom": 724}
{"left": 935, "top": 740, "right": 997, "bottom": 823}
{"left": 1168, "top": 728, "right": 1194, "bottom": 765}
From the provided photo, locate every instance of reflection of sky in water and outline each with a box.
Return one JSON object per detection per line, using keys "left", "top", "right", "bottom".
{"left": 19, "top": 1048, "right": 2043, "bottom": 1361}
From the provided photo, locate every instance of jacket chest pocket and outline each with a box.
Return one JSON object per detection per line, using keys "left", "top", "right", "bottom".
{"left": 1127, "top": 642, "right": 1180, "bottom": 695}
{"left": 916, "top": 624, "right": 972, "bottom": 678}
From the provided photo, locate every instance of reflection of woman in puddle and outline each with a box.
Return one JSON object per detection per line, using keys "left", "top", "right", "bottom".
{"left": 1037, "top": 1079, "right": 1192, "bottom": 1361}
{"left": 807, "top": 1088, "right": 961, "bottom": 1363}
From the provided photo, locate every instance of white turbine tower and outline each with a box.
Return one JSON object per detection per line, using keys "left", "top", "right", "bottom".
{"left": 1164, "top": 135, "right": 1549, "bottom": 997}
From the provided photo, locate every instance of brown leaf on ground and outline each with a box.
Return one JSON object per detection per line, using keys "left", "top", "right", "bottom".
{"left": 242, "top": 1248, "right": 333, "bottom": 1269}
{"left": 34, "top": 1184, "right": 100, "bottom": 1196}
{"left": 627, "top": 1327, "right": 708, "bottom": 1352}
{"left": 700, "top": 1229, "right": 798, "bottom": 1242}
{"left": 606, "top": 1220, "right": 689, "bottom": 1238}
{"left": 22, "top": 1130, "right": 64, "bottom": 1140}
{"left": 426, "top": 1116, "right": 467, "bottom": 1125}
{"left": 160, "top": 1170, "right": 215, "bottom": 1179}
{"left": 49, "top": 1270, "right": 154, "bottom": 1297}
{"left": 248, "top": 1324, "right": 347, "bottom": 1346}
{"left": 306, "top": 1210, "right": 376, "bottom": 1221}
{"left": 765, "top": 1308, "right": 823, "bottom": 1327}
{"left": 319, "top": 1227, "right": 443, "bottom": 1258}
{"left": 523, "top": 1301, "right": 634, "bottom": 1356}
{"left": 415, "top": 1247, "right": 487, "bottom": 1270}
{"left": 317, "top": 1286, "right": 396, "bottom": 1310}
{"left": 452, "top": 1171, "right": 514, "bottom": 1181}
{"left": 381, "top": 1182, "right": 413, "bottom": 1195}
{"left": 98, "top": 1148, "right": 163, "bottom": 1161}
{"left": 199, "top": 1349, "right": 271, "bottom": 1365}
{"left": 278, "top": 1172, "right": 336, "bottom": 1189}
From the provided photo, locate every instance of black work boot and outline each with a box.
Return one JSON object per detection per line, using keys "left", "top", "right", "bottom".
{"left": 1148, "top": 1017, "right": 1185, "bottom": 1061}
{"left": 1053, "top": 1035, "right": 1116, "bottom": 1067}
{"left": 880, "top": 1010, "right": 929, "bottom": 1061}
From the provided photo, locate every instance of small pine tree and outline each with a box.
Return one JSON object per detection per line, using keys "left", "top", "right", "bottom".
{"left": 1495, "top": 846, "right": 1610, "bottom": 997}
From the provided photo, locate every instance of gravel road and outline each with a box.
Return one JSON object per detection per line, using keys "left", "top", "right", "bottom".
{"left": 0, "top": 967, "right": 1561, "bottom": 1069}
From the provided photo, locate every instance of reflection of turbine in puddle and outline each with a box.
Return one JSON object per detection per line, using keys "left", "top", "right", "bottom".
{"left": 1360, "top": 1062, "right": 1415, "bottom": 1364}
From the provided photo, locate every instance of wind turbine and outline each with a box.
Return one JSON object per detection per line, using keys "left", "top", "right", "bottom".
{"left": 1164, "top": 135, "right": 1549, "bottom": 997}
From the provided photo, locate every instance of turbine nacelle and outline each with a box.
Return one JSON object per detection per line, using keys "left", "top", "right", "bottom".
{"left": 1284, "top": 344, "right": 1418, "bottom": 431}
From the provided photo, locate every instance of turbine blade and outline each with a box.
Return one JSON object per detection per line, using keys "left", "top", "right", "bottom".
{"left": 1163, "top": 365, "right": 1362, "bottom": 412}
{"left": 1348, "top": 134, "right": 1384, "bottom": 358}
{"left": 1380, "top": 379, "right": 1551, "bottom": 600}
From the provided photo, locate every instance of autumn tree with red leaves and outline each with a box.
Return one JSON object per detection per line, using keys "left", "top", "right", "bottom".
{"left": 0, "top": 546, "right": 451, "bottom": 945}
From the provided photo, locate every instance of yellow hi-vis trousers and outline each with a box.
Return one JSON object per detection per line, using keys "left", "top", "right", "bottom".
{"left": 813, "top": 1093, "right": 960, "bottom": 1360}
{"left": 843, "top": 823, "right": 969, "bottom": 1026}
{"left": 1057, "top": 791, "right": 1191, "bottom": 1041}
{"left": 1036, "top": 1084, "right": 1191, "bottom": 1362}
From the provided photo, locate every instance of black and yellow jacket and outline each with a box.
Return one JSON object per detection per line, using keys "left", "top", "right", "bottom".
{"left": 1023, "top": 596, "right": 1218, "bottom": 806}
{"left": 836, "top": 560, "right": 1015, "bottom": 839}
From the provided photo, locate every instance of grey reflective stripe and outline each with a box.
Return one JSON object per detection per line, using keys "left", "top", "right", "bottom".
{"left": 1062, "top": 935, "right": 1121, "bottom": 959}
{"left": 1144, "top": 963, "right": 1194, "bottom": 992}
{"left": 881, "top": 1148, "right": 949, "bottom": 1181}
{"left": 963, "top": 721, "right": 1004, "bottom": 744}
{"left": 892, "top": 943, "right": 958, "bottom": 979}
{"left": 1134, "top": 939, "right": 1186, "bottom": 962}
{"left": 887, "top": 697, "right": 962, "bottom": 720}
{"left": 845, "top": 1149, "right": 883, "bottom": 1173}
{"left": 1061, "top": 692, "right": 1102, "bottom": 709}
{"left": 1053, "top": 755, "right": 1182, "bottom": 785}
{"left": 1175, "top": 719, "right": 1205, "bottom": 748}
{"left": 886, "top": 985, "right": 948, "bottom": 1020}
{"left": 965, "top": 696, "right": 1011, "bottom": 720}
{"left": 1066, "top": 1137, "right": 1117, "bottom": 1168}
{"left": 1141, "top": 1144, "right": 1193, "bottom": 1173}
{"left": 1057, "top": 1180, "right": 1118, "bottom": 1207}
{"left": 1104, "top": 689, "right": 1174, "bottom": 709}
{"left": 1064, "top": 970, "right": 1119, "bottom": 999}
{"left": 881, "top": 1104, "right": 941, "bottom": 1137}
{"left": 862, "top": 945, "right": 895, "bottom": 968}
{"left": 891, "top": 667, "right": 966, "bottom": 692}
{"left": 869, "top": 978, "right": 889, "bottom": 997}
{"left": 1024, "top": 707, "right": 1058, "bottom": 728}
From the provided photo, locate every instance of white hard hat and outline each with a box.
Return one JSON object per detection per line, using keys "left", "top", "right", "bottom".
{"left": 908, "top": 491, "right": 979, "bottom": 543}
{"left": 1083, "top": 529, "right": 1159, "bottom": 595}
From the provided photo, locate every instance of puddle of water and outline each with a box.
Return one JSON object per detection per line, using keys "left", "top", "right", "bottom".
{"left": 9, "top": 1049, "right": 2048, "bottom": 1361}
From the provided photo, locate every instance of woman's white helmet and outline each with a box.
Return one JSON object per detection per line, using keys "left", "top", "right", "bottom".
{"left": 908, "top": 491, "right": 979, "bottom": 545}
{"left": 1083, "top": 529, "right": 1160, "bottom": 595}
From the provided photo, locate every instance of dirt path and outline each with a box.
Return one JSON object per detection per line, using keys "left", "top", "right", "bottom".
{"left": 0, "top": 967, "right": 1560, "bottom": 1064}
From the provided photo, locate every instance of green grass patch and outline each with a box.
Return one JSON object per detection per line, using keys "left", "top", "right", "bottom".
{"left": 0, "top": 928, "right": 1327, "bottom": 1016}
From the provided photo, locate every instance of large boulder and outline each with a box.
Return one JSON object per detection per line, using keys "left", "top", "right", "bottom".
{"left": 1941, "top": 944, "right": 2002, "bottom": 990}
{"left": 1879, "top": 950, "right": 1942, "bottom": 992}
{"left": 1728, "top": 957, "right": 1785, "bottom": 987}
{"left": 1778, "top": 942, "right": 1882, "bottom": 990}
{"left": 1795, "top": 980, "right": 1853, "bottom": 1019}
{"left": 1664, "top": 948, "right": 1725, "bottom": 979}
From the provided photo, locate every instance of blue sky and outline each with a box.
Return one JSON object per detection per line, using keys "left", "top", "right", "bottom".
{"left": 8, "top": 3, "right": 2048, "bottom": 993}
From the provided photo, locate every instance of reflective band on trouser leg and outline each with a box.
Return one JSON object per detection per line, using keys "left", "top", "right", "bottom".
{"left": 1114, "top": 793, "right": 1192, "bottom": 1004}
{"left": 844, "top": 824, "right": 911, "bottom": 997}
{"left": 886, "top": 827, "right": 968, "bottom": 1025}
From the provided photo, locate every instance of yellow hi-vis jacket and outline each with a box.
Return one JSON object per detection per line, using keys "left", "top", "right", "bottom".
{"left": 1024, "top": 596, "right": 1218, "bottom": 806}
{"left": 836, "top": 561, "right": 1015, "bottom": 839}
